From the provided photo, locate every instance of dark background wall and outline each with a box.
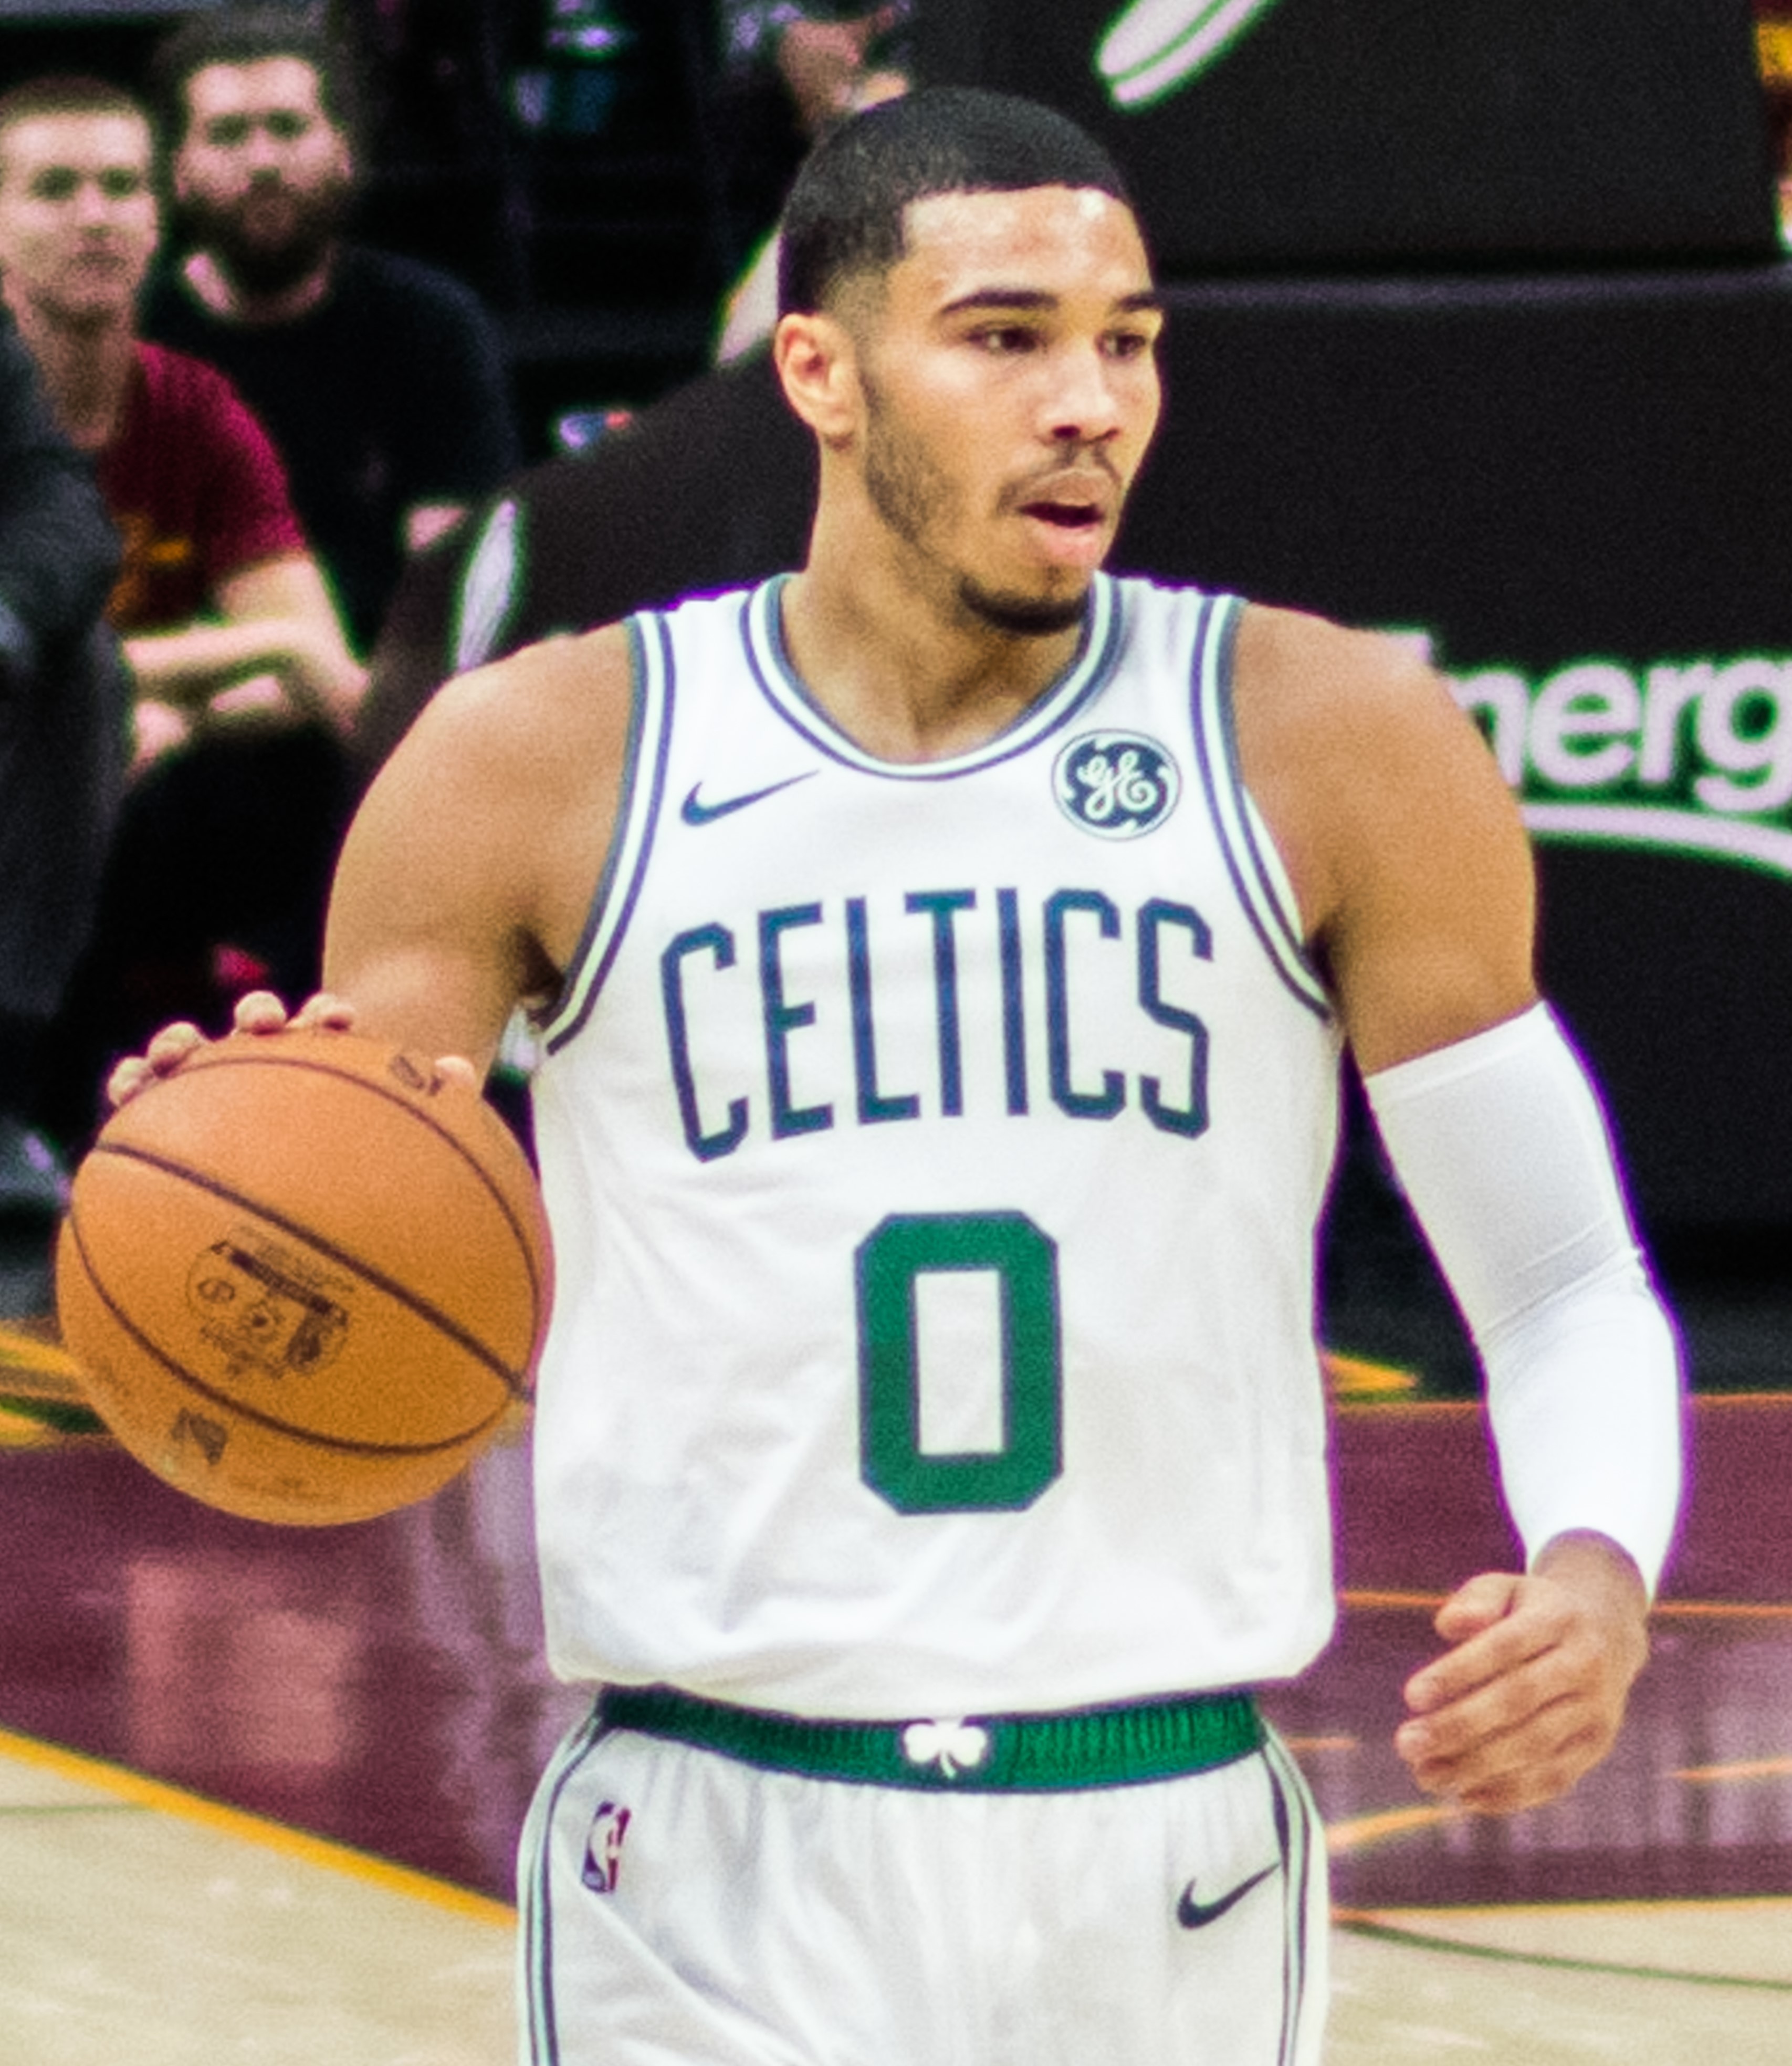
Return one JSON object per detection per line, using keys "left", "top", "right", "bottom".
{"left": 6, "top": 1, "right": 1786, "bottom": 1232}
{"left": 918, "top": 0, "right": 1778, "bottom": 270}
{"left": 915, "top": 0, "right": 1792, "bottom": 1234}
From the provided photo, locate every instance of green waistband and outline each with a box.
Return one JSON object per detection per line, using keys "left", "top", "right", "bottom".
{"left": 596, "top": 1684, "right": 1264, "bottom": 1793}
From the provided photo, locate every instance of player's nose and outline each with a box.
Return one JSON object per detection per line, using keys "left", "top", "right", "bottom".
{"left": 1041, "top": 341, "right": 1125, "bottom": 444}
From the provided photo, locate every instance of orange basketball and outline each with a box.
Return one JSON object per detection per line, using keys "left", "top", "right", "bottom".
{"left": 55, "top": 1026, "right": 552, "bottom": 1526}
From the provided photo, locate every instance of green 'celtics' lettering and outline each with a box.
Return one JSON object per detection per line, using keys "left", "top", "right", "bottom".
{"left": 855, "top": 1211, "right": 1062, "bottom": 1514}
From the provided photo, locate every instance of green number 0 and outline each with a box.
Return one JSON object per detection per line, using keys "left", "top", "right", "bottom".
{"left": 855, "top": 1211, "right": 1063, "bottom": 1514}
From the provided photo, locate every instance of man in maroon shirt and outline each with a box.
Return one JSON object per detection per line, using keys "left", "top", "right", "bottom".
{"left": 0, "top": 75, "right": 365, "bottom": 1142}
{"left": 0, "top": 74, "right": 362, "bottom": 767}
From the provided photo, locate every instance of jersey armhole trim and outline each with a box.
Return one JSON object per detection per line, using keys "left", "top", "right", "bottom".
{"left": 540, "top": 612, "right": 675, "bottom": 1053}
{"left": 1191, "top": 596, "right": 1332, "bottom": 1020}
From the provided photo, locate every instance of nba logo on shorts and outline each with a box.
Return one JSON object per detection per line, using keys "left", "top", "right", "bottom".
{"left": 581, "top": 1800, "right": 632, "bottom": 1893}
{"left": 1054, "top": 732, "right": 1181, "bottom": 837}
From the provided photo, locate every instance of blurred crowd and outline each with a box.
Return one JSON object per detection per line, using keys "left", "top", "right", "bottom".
{"left": 0, "top": 1, "right": 916, "bottom": 1241}
{"left": 3, "top": 0, "right": 1786, "bottom": 1247}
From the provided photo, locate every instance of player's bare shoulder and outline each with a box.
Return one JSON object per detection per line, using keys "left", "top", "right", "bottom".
{"left": 409, "top": 622, "right": 634, "bottom": 795}
{"left": 343, "top": 623, "right": 636, "bottom": 980}
{"left": 1231, "top": 601, "right": 1528, "bottom": 942}
{"left": 1231, "top": 601, "right": 1536, "bottom": 1067}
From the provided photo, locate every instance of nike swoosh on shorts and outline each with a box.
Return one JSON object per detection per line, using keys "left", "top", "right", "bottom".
{"left": 1176, "top": 1861, "right": 1279, "bottom": 1929}
{"left": 680, "top": 773, "right": 815, "bottom": 825}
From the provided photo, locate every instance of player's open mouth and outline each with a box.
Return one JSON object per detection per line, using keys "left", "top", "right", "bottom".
{"left": 1016, "top": 494, "right": 1110, "bottom": 569}
{"left": 1021, "top": 499, "right": 1104, "bottom": 529}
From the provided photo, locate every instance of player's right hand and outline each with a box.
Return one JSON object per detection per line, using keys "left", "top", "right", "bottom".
{"left": 106, "top": 991, "right": 477, "bottom": 1110}
{"left": 106, "top": 991, "right": 358, "bottom": 1109}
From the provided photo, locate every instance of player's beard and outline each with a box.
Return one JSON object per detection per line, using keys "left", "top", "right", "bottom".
{"left": 179, "top": 177, "right": 352, "bottom": 296}
{"left": 862, "top": 377, "right": 1092, "bottom": 639}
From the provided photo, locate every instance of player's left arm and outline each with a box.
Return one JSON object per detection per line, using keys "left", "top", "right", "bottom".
{"left": 1235, "top": 604, "right": 1682, "bottom": 1815}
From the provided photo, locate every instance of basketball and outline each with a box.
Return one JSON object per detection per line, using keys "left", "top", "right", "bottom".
{"left": 54, "top": 1026, "right": 552, "bottom": 1526}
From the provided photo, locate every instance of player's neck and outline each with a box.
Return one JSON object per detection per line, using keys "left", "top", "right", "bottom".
{"left": 785, "top": 524, "right": 1088, "bottom": 765}
{"left": 183, "top": 245, "right": 335, "bottom": 326}
{"left": 5, "top": 295, "right": 135, "bottom": 453}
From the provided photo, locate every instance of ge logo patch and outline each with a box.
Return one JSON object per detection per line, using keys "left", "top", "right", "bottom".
{"left": 1054, "top": 732, "right": 1181, "bottom": 838}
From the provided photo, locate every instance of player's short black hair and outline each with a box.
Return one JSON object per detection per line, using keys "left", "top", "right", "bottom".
{"left": 149, "top": 5, "right": 362, "bottom": 155}
{"left": 777, "top": 87, "right": 1137, "bottom": 317}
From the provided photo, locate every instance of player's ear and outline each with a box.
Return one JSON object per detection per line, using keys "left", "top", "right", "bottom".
{"left": 773, "top": 310, "right": 862, "bottom": 447}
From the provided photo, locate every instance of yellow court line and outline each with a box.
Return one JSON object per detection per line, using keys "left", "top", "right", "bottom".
{"left": 1325, "top": 1802, "right": 1461, "bottom": 1855}
{"left": 0, "top": 1725, "right": 515, "bottom": 1927}
{"left": 1333, "top": 1390, "right": 1792, "bottom": 1419}
{"left": 1322, "top": 1351, "right": 1420, "bottom": 1398}
{"left": 1673, "top": 1757, "right": 1792, "bottom": 1784}
{"left": 1340, "top": 1589, "right": 1792, "bottom": 1621}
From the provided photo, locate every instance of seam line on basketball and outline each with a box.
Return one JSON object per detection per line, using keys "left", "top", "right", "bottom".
{"left": 64, "top": 1207, "right": 512, "bottom": 1459}
{"left": 159, "top": 1048, "right": 547, "bottom": 1325}
{"left": 90, "top": 1137, "right": 531, "bottom": 1400}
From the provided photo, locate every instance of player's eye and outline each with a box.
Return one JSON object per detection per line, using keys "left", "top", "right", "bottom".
{"left": 265, "top": 112, "right": 309, "bottom": 142}
{"left": 100, "top": 171, "right": 145, "bottom": 200}
{"left": 974, "top": 324, "right": 1038, "bottom": 355}
{"left": 1104, "top": 328, "right": 1156, "bottom": 361}
{"left": 207, "top": 117, "right": 251, "bottom": 148}
{"left": 31, "top": 169, "right": 78, "bottom": 201}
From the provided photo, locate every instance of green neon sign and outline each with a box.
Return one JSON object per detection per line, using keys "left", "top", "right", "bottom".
{"left": 1094, "top": 0, "right": 1286, "bottom": 110}
{"left": 1449, "top": 652, "right": 1792, "bottom": 880}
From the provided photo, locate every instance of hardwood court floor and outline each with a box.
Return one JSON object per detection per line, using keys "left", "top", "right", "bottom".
{"left": 0, "top": 1302, "right": 1788, "bottom": 2058}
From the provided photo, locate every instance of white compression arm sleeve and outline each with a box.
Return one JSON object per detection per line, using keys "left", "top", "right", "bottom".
{"left": 1364, "top": 1004, "right": 1683, "bottom": 1596}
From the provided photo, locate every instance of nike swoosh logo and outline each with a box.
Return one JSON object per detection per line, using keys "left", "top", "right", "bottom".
{"left": 1176, "top": 1862, "right": 1278, "bottom": 1929}
{"left": 679, "top": 773, "right": 815, "bottom": 825}
{"left": 1096, "top": 0, "right": 1284, "bottom": 108}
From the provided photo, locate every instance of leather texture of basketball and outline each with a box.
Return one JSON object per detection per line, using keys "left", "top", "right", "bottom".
{"left": 56, "top": 1027, "right": 552, "bottom": 1525}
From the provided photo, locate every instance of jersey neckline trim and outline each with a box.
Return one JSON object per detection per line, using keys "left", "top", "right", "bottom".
{"left": 741, "top": 572, "right": 1126, "bottom": 779}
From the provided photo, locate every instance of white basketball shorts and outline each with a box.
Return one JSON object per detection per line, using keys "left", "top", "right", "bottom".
{"left": 518, "top": 1691, "right": 1327, "bottom": 2065}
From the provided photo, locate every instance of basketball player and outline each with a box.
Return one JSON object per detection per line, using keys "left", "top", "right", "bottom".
{"left": 117, "top": 90, "right": 1683, "bottom": 2064}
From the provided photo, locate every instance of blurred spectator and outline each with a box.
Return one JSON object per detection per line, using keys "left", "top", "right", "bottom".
{"left": 712, "top": 4, "right": 911, "bottom": 362}
{"left": 725, "top": 2, "right": 911, "bottom": 134}
{"left": 0, "top": 76, "right": 364, "bottom": 1150}
{"left": 353, "top": 347, "right": 813, "bottom": 1144}
{"left": 143, "top": 6, "right": 520, "bottom": 649}
{"left": 357, "top": 351, "right": 813, "bottom": 775}
{"left": 0, "top": 314, "right": 121, "bottom": 1220}
{"left": 1758, "top": 6, "right": 1792, "bottom": 239}
{"left": 714, "top": 2, "right": 913, "bottom": 266}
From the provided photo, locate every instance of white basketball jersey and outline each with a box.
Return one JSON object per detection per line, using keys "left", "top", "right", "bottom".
{"left": 529, "top": 573, "right": 1343, "bottom": 1719}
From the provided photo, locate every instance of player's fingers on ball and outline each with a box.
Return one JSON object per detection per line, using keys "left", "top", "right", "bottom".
{"left": 143, "top": 1020, "right": 205, "bottom": 1072}
{"left": 437, "top": 1055, "right": 478, "bottom": 1088}
{"left": 106, "top": 1054, "right": 154, "bottom": 1107}
{"left": 232, "top": 990, "right": 292, "bottom": 1033}
{"left": 292, "top": 990, "right": 356, "bottom": 1032}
